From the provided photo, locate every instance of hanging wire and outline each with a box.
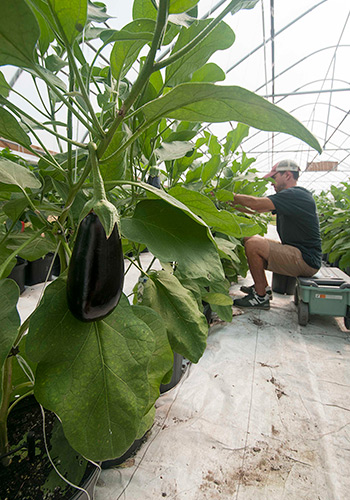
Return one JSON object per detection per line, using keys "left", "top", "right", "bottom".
{"left": 260, "top": 0, "right": 272, "bottom": 169}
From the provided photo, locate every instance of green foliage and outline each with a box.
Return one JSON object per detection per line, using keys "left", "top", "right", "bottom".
{"left": 0, "top": 0, "right": 321, "bottom": 466}
{"left": 315, "top": 183, "right": 350, "bottom": 269}
{"left": 0, "top": 279, "right": 20, "bottom": 405}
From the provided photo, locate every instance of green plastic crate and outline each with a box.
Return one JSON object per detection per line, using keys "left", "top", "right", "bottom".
{"left": 295, "top": 266, "right": 350, "bottom": 328}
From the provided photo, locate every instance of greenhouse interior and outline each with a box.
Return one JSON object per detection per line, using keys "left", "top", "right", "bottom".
{"left": 0, "top": 0, "right": 349, "bottom": 499}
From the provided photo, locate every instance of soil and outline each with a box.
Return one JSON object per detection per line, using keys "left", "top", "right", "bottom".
{"left": 0, "top": 397, "right": 93, "bottom": 500}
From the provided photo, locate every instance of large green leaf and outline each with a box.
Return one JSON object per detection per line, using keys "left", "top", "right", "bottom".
{"left": 141, "top": 270, "right": 208, "bottom": 362}
{"left": 26, "top": 278, "right": 156, "bottom": 461}
{"left": 191, "top": 63, "right": 226, "bottom": 83}
{"left": 0, "top": 279, "right": 20, "bottom": 405}
{"left": 215, "top": 237, "right": 240, "bottom": 263}
{"left": 169, "top": 186, "right": 245, "bottom": 237}
{"left": 48, "top": 0, "right": 88, "bottom": 43}
{"left": 131, "top": 305, "right": 174, "bottom": 401}
{"left": 31, "top": 2, "right": 55, "bottom": 55}
{"left": 0, "top": 157, "right": 41, "bottom": 191}
{"left": 230, "top": 0, "right": 260, "bottom": 14}
{"left": 202, "top": 292, "right": 233, "bottom": 306}
{"left": 224, "top": 124, "right": 250, "bottom": 155}
{"left": 0, "top": 72, "right": 11, "bottom": 97}
{"left": 87, "top": 2, "right": 111, "bottom": 22}
{"left": 110, "top": 20, "right": 155, "bottom": 82}
{"left": 0, "top": 0, "right": 39, "bottom": 68}
{"left": 201, "top": 155, "right": 221, "bottom": 184}
{"left": 154, "top": 141, "right": 194, "bottom": 161}
{"left": 140, "top": 83, "right": 322, "bottom": 153}
{"left": 133, "top": 0, "right": 157, "bottom": 20}
{"left": 0, "top": 109, "right": 31, "bottom": 149}
{"left": 7, "top": 232, "right": 57, "bottom": 261}
{"left": 112, "top": 180, "right": 212, "bottom": 231}
{"left": 165, "top": 20, "right": 235, "bottom": 87}
{"left": 100, "top": 130, "right": 128, "bottom": 185}
{"left": 209, "top": 280, "right": 233, "bottom": 322}
{"left": 121, "top": 198, "right": 224, "bottom": 282}
{"left": 30, "top": 65, "right": 67, "bottom": 91}
{"left": 169, "top": 0, "right": 200, "bottom": 14}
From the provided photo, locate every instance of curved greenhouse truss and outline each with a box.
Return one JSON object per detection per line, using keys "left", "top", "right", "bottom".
{"left": 213, "top": 0, "right": 350, "bottom": 193}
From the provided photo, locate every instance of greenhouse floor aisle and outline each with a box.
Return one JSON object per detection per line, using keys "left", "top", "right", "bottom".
{"left": 95, "top": 273, "right": 350, "bottom": 500}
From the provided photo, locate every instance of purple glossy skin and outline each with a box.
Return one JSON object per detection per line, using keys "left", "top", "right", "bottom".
{"left": 147, "top": 175, "right": 161, "bottom": 189}
{"left": 67, "top": 213, "right": 124, "bottom": 322}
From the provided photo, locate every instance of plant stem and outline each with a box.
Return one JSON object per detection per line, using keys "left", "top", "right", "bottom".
{"left": 1, "top": 97, "right": 87, "bottom": 150}
{"left": 0, "top": 357, "right": 13, "bottom": 466}
{"left": 146, "top": 256, "right": 157, "bottom": 274}
{"left": 49, "top": 96, "right": 63, "bottom": 153}
{"left": 7, "top": 391, "right": 34, "bottom": 419}
{"left": 67, "top": 62, "right": 74, "bottom": 184}
{"left": 11, "top": 83, "right": 51, "bottom": 121}
{"left": 24, "top": 128, "right": 65, "bottom": 174}
{"left": 7, "top": 391, "right": 34, "bottom": 418}
{"left": 96, "top": 0, "right": 170, "bottom": 160}
{"left": 124, "top": 255, "right": 149, "bottom": 277}
{"left": 0, "top": 219, "right": 18, "bottom": 247}
{"left": 20, "top": 190, "right": 50, "bottom": 228}
{"left": 32, "top": 64, "right": 98, "bottom": 136}
{"left": 65, "top": 44, "right": 106, "bottom": 138}
{"left": 89, "top": 142, "right": 106, "bottom": 201}
{"left": 153, "top": 0, "right": 239, "bottom": 72}
{"left": 58, "top": 156, "right": 92, "bottom": 226}
{"left": 12, "top": 382, "right": 34, "bottom": 392}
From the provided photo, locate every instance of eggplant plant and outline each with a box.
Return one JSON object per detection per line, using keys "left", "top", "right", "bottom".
{"left": 315, "top": 183, "right": 350, "bottom": 270}
{"left": 0, "top": 0, "right": 322, "bottom": 467}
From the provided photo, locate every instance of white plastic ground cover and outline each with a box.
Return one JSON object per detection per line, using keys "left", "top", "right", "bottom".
{"left": 14, "top": 243, "right": 350, "bottom": 499}
{"left": 95, "top": 278, "right": 350, "bottom": 500}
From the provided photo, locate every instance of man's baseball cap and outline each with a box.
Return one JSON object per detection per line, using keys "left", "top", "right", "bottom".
{"left": 263, "top": 159, "right": 300, "bottom": 179}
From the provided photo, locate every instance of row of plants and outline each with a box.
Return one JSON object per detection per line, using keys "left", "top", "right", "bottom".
{"left": 315, "top": 182, "right": 350, "bottom": 272}
{"left": 0, "top": 0, "right": 321, "bottom": 495}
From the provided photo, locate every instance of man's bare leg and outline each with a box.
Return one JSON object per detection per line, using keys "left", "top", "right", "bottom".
{"left": 243, "top": 236, "right": 270, "bottom": 296}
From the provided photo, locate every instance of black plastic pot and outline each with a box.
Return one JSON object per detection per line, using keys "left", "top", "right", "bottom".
{"left": 160, "top": 352, "right": 184, "bottom": 393}
{"left": 25, "top": 253, "right": 55, "bottom": 286}
{"left": 51, "top": 254, "right": 61, "bottom": 277}
{"left": 71, "top": 465, "right": 100, "bottom": 500}
{"left": 202, "top": 301, "right": 212, "bottom": 324}
{"left": 1, "top": 395, "right": 100, "bottom": 500}
{"left": 7, "top": 257, "right": 28, "bottom": 293}
{"left": 272, "top": 272, "right": 296, "bottom": 295}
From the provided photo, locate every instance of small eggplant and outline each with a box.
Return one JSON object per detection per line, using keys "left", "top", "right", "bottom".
{"left": 67, "top": 212, "right": 124, "bottom": 322}
{"left": 146, "top": 175, "right": 161, "bottom": 189}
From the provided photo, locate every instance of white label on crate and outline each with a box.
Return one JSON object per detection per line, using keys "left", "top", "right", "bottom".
{"left": 315, "top": 294, "right": 343, "bottom": 300}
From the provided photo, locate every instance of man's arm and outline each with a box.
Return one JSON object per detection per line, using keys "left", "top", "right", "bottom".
{"left": 232, "top": 193, "right": 275, "bottom": 213}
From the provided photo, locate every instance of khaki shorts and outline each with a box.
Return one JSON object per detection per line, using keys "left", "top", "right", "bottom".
{"left": 266, "top": 239, "right": 319, "bottom": 277}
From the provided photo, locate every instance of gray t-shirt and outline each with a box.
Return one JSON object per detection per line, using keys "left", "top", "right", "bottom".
{"left": 268, "top": 186, "right": 322, "bottom": 269}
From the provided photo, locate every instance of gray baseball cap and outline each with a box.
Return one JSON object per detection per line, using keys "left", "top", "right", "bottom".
{"left": 263, "top": 159, "right": 300, "bottom": 179}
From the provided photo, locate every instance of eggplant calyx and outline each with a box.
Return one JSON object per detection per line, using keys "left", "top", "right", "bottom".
{"left": 79, "top": 199, "right": 119, "bottom": 239}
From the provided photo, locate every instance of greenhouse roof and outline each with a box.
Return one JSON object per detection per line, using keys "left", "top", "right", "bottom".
{"left": 3, "top": 0, "right": 350, "bottom": 193}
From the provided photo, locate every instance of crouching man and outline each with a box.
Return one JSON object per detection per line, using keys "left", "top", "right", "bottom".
{"left": 232, "top": 159, "right": 322, "bottom": 310}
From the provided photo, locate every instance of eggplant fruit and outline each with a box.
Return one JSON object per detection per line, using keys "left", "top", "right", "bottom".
{"left": 146, "top": 174, "right": 161, "bottom": 189}
{"left": 67, "top": 212, "right": 124, "bottom": 322}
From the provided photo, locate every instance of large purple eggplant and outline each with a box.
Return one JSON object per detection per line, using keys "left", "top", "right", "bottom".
{"left": 67, "top": 212, "right": 124, "bottom": 322}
